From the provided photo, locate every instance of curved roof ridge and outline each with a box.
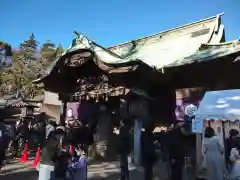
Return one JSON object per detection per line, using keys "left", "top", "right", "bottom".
{"left": 109, "top": 13, "right": 224, "bottom": 49}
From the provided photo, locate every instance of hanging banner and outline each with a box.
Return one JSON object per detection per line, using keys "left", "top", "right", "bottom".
{"left": 192, "top": 118, "right": 202, "bottom": 133}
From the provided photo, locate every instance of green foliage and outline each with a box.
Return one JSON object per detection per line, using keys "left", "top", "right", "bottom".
{"left": 40, "top": 41, "right": 64, "bottom": 67}
{"left": 0, "top": 34, "right": 64, "bottom": 97}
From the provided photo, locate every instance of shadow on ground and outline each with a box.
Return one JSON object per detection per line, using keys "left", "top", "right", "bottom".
{"left": 1, "top": 160, "right": 33, "bottom": 175}
{"left": 0, "top": 169, "right": 164, "bottom": 180}
{"left": 0, "top": 170, "right": 37, "bottom": 180}
{"left": 88, "top": 168, "right": 165, "bottom": 180}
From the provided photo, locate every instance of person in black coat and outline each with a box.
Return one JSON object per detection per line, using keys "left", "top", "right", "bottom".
{"left": 141, "top": 124, "right": 157, "bottom": 180}
{"left": 118, "top": 119, "right": 132, "bottom": 180}
{"left": 226, "top": 129, "right": 239, "bottom": 169}
{"left": 0, "top": 120, "right": 9, "bottom": 170}
{"left": 167, "top": 122, "right": 186, "bottom": 180}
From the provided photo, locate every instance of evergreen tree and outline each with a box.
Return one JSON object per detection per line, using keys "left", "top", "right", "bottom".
{"left": 0, "top": 34, "right": 64, "bottom": 97}
{"left": 0, "top": 34, "right": 41, "bottom": 97}
{"left": 20, "top": 33, "right": 39, "bottom": 62}
{"left": 20, "top": 33, "right": 38, "bottom": 51}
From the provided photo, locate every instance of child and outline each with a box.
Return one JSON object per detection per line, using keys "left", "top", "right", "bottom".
{"left": 70, "top": 146, "right": 87, "bottom": 180}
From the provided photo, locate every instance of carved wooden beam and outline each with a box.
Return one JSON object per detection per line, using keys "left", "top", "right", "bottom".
{"left": 71, "top": 86, "right": 129, "bottom": 102}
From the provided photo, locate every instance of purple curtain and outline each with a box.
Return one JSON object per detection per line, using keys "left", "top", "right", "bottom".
{"left": 66, "top": 101, "right": 98, "bottom": 124}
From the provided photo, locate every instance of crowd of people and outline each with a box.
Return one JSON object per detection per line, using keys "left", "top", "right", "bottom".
{"left": 38, "top": 117, "right": 94, "bottom": 180}
{"left": 117, "top": 120, "right": 189, "bottom": 180}
{"left": 0, "top": 112, "right": 93, "bottom": 180}
{"left": 4, "top": 113, "right": 231, "bottom": 180}
{"left": 38, "top": 125, "right": 89, "bottom": 180}
{"left": 0, "top": 112, "right": 191, "bottom": 180}
{"left": 202, "top": 126, "right": 240, "bottom": 180}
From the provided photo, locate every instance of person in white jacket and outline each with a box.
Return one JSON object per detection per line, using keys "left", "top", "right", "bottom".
{"left": 203, "top": 127, "right": 225, "bottom": 180}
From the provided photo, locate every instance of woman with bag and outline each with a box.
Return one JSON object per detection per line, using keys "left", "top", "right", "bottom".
{"left": 203, "top": 127, "right": 225, "bottom": 180}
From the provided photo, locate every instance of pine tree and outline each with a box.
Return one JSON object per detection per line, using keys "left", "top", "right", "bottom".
{"left": 22, "top": 33, "right": 38, "bottom": 51}
{"left": 20, "top": 33, "right": 39, "bottom": 62}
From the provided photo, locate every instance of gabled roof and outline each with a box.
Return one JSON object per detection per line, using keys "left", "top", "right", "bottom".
{"left": 107, "top": 13, "right": 225, "bottom": 69}
{"left": 34, "top": 13, "right": 227, "bottom": 91}
{"left": 0, "top": 92, "right": 43, "bottom": 108}
{"left": 6, "top": 99, "right": 29, "bottom": 108}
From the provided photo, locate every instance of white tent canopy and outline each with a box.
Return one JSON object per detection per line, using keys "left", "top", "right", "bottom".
{"left": 193, "top": 89, "right": 239, "bottom": 178}
{"left": 195, "top": 89, "right": 240, "bottom": 121}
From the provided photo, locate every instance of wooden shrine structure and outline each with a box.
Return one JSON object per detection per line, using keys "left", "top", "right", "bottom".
{"left": 33, "top": 13, "right": 240, "bottom": 164}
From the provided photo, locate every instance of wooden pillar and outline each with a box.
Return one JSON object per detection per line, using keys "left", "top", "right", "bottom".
{"left": 196, "top": 133, "right": 203, "bottom": 177}
{"left": 133, "top": 119, "right": 142, "bottom": 166}
{"left": 128, "top": 96, "right": 148, "bottom": 166}
{"left": 95, "top": 108, "right": 113, "bottom": 160}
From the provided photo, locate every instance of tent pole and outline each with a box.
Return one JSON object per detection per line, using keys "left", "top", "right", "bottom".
{"left": 222, "top": 121, "right": 227, "bottom": 169}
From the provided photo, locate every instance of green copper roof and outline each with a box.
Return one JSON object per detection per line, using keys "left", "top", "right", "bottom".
{"left": 165, "top": 40, "right": 240, "bottom": 68}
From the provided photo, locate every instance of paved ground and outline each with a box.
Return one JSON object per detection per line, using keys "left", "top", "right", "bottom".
{"left": 0, "top": 159, "right": 36, "bottom": 180}
{"left": 0, "top": 159, "right": 170, "bottom": 180}
{"left": 0, "top": 158, "right": 195, "bottom": 180}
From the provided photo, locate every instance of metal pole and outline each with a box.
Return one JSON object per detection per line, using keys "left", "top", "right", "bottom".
{"left": 222, "top": 121, "right": 227, "bottom": 169}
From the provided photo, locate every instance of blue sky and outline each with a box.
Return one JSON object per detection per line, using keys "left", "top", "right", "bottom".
{"left": 0, "top": 0, "right": 239, "bottom": 48}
